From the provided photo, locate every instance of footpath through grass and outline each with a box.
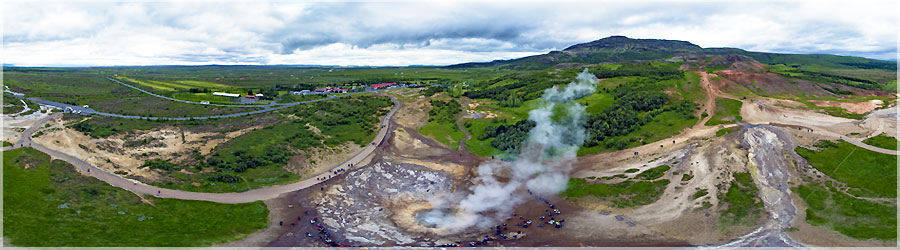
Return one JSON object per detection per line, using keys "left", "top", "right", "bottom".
{"left": 2, "top": 148, "right": 268, "bottom": 247}
{"left": 705, "top": 97, "right": 743, "bottom": 126}
{"left": 795, "top": 139, "right": 897, "bottom": 241}
{"left": 796, "top": 140, "right": 897, "bottom": 198}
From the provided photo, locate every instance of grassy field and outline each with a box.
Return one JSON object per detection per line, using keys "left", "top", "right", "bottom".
{"left": 279, "top": 93, "right": 327, "bottom": 103}
{"left": 419, "top": 99, "right": 466, "bottom": 150}
{"left": 705, "top": 98, "right": 743, "bottom": 126}
{"left": 716, "top": 127, "right": 736, "bottom": 137}
{"left": 563, "top": 177, "right": 670, "bottom": 208}
{"left": 679, "top": 72, "right": 706, "bottom": 104}
{"left": 796, "top": 183, "right": 896, "bottom": 241}
{"left": 463, "top": 118, "right": 505, "bottom": 157}
{"left": 578, "top": 106, "right": 698, "bottom": 155}
{"left": 579, "top": 92, "right": 616, "bottom": 115}
{"left": 862, "top": 134, "right": 898, "bottom": 150}
{"left": 3, "top": 147, "right": 268, "bottom": 247}
{"left": 170, "top": 92, "right": 252, "bottom": 105}
{"left": 719, "top": 172, "right": 764, "bottom": 229}
{"left": 795, "top": 140, "right": 897, "bottom": 198}
{"left": 3, "top": 141, "right": 13, "bottom": 147}
{"left": 420, "top": 121, "right": 466, "bottom": 150}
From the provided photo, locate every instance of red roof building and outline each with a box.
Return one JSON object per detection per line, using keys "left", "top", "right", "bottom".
{"left": 371, "top": 82, "right": 396, "bottom": 89}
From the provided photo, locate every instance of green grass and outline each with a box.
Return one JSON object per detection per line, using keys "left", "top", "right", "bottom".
{"left": 3, "top": 147, "right": 268, "bottom": 247}
{"left": 170, "top": 92, "right": 249, "bottom": 105}
{"left": 578, "top": 92, "right": 616, "bottom": 115}
{"left": 175, "top": 80, "right": 232, "bottom": 89}
{"left": 463, "top": 118, "right": 505, "bottom": 157}
{"left": 796, "top": 183, "right": 896, "bottom": 241}
{"left": 862, "top": 134, "right": 898, "bottom": 150}
{"left": 117, "top": 76, "right": 177, "bottom": 91}
{"left": 279, "top": 93, "right": 327, "bottom": 103}
{"left": 681, "top": 174, "right": 694, "bottom": 182}
{"left": 719, "top": 172, "right": 764, "bottom": 228}
{"left": 634, "top": 165, "right": 670, "bottom": 180}
{"left": 3, "top": 141, "right": 13, "bottom": 147}
{"left": 692, "top": 188, "right": 709, "bottom": 200}
{"left": 563, "top": 178, "right": 670, "bottom": 208}
{"left": 679, "top": 72, "right": 706, "bottom": 103}
{"left": 705, "top": 98, "right": 743, "bottom": 126}
{"left": 578, "top": 107, "right": 698, "bottom": 155}
{"left": 796, "top": 140, "right": 897, "bottom": 198}
{"left": 420, "top": 121, "right": 466, "bottom": 150}
{"left": 716, "top": 127, "right": 736, "bottom": 137}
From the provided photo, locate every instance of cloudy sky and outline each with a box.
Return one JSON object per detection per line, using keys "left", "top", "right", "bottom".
{"left": 3, "top": 0, "right": 897, "bottom": 66}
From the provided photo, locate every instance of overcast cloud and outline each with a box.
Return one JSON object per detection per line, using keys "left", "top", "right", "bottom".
{"left": 2, "top": 0, "right": 896, "bottom": 66}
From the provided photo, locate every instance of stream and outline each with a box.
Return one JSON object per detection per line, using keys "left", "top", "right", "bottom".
{"left": 717, "top": 125, "right": 804, "bottom": 247}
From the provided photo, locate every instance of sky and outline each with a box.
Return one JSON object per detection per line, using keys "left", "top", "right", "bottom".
{"left": 2, "top": 0, "right": 897, "bottom": 66}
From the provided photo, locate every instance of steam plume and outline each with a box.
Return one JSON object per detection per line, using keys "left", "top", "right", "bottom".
{"left": 424, "top": 68, "right": 598, "bottom": 232}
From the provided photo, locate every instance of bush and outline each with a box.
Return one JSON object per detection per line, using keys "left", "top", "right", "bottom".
{"left": 140, "top": 159, "right": 178, "bottom": 171}
{"left": 208, "top": 172, "right": 241, "bottom": 183}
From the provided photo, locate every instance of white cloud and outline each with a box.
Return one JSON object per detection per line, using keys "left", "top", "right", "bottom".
{"left": 1, "top": 0, "right": 896, "bottom": 66}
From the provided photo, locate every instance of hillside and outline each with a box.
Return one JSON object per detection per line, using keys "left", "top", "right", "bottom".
{"left": 449, "top": 36, "right": 896, "bottom": 71}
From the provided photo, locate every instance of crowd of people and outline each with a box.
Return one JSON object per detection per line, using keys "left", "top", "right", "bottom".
{"left": 439, "top": 191, "right": 567, "bottom": 247}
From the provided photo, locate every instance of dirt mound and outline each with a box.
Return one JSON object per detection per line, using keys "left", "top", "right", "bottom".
{"left": 704, "top": 55, "right": 758, "bottom": 69}
{"left": 808, "top": 99, "right": 883, "bottom": 114}
{"left": 32, "top": 119, "right": 261, "bottom": 182}
{"left": 716, "top": 70, "right": 836, "bottom": 97}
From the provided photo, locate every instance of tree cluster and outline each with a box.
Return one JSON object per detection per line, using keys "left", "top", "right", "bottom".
{"left": 481, "top": 119, "right": 536, "bottom": 153}
{"left": 428, "top": 100, "right": 461, "bottom": 124}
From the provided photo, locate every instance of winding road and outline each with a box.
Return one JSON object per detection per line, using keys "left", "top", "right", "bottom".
{"left": 27, "top": 92, "right": 366, "bottom": 121}
{"left": 5, "top": 92, "right": 402, "bottom": 204}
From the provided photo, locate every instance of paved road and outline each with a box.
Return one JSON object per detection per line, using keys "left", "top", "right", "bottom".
{"left": 7, "top": 93, "right": 401, "bottom": 204}
{"left": 27, "top": 91, "right": 367, "bottom": 121}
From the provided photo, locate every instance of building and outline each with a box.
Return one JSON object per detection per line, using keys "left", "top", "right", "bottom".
{"left": 371, "top": 82, "right": 396, "bottom": 89}
{"left": 332, "top": 88, "right": 348, "bottom": 93}
{"left": 291, "top": 90, "right": 312, "bottom": 95}
{"left": 213, "top": 92, "right": 241, "bottom": 98}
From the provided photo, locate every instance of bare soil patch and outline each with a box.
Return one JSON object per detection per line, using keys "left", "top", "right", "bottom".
{"left": 808, "top": 99, "right": 883, "bottom": 114}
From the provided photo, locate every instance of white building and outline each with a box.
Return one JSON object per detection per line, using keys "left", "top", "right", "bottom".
{"left": 213, "top": 92, "right": 241, "bottom": 98}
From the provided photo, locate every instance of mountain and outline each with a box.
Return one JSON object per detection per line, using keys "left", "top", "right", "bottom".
{"left": 448, "top": 36, "right": 896, "bottom": 71}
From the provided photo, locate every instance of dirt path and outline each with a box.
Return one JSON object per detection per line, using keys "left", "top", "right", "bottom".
{"left": 697, "top": 71, "right": 719, "bottom": 126}
{"left": 742, "top": 100, "right": 897, "bottom": 155}
{"left": 455, "top": 113, "right": 472, "bottom": 152}
{"left": 12, "top": 93, "right": 402, "bottom": 204}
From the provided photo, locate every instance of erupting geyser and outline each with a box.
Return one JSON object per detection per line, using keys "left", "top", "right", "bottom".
{"left": 425, "top": 69, "right": 599, "bottom": 233}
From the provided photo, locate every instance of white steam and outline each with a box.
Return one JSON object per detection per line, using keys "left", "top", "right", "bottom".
{"left": 426, "top": 68, "right": 598, "bottom": 232}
